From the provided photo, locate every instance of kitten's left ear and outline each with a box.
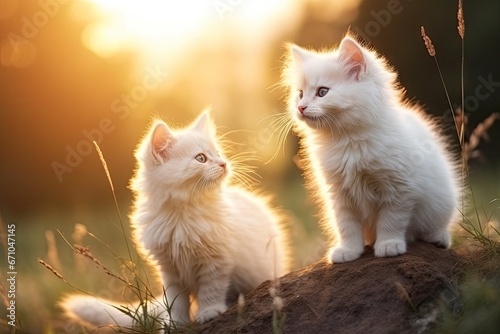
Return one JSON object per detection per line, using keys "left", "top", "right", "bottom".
{"left": 339, "top": 37, "right": 366, "bottom": 80}
{"left": 151, "top": 121, "right": 175, "bottom": 163}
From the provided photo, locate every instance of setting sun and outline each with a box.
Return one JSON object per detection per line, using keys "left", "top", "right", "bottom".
{"left": 81, "top": 0, "right": 293, "bottom": 61}
{"left": 83, "top": 0, "right": 212, "bottom": 58}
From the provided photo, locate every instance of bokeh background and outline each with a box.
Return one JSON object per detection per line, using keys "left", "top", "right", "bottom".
{"left": 1, "top": 0, "right": 499, "bottom": 331}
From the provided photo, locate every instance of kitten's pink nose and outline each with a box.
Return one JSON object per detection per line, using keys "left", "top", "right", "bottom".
{"left": 219, "top": 161, "right": 227, "bottom": 169}
{"left": 298, "top": 105, "right": 307, "bottom": 114}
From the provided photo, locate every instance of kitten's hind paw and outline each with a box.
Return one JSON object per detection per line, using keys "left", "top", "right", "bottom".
{"left": 196, "top": 303, "right": 227, "bottom": 324}
{"left": 374, "top": 239, "right": 406, "bottom": 258}
{"left": 328, "top": 246, "right": 363, "bottom": 263}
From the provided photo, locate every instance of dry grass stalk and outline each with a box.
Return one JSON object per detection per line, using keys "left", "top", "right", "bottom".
{"left": 73, "top": 244, "right": 105, "bottom": 269}
{"left": 93, "top": 141, "right": 114, "bottom": 193}
{"left": 272, "top": 295, "right": 284, "bottom": 312}
{"left": 45, "top": 230, "right": 62, "bottom": 273}
{"left": 420, "top": 26, "right": 436, "bottom": 57}
{"left": 238, "top": 293, "right": 245, "bottom": 309}
{"left": 72, "top": 223, "right": 88, "bottom": 273}
{"left": 420, "top": 26, "right": 455, "bottom": 131}
{"left": 93, "top": 141, "right": 132, "bottom": 261}
{"left": 237, "top": 293, "right": 246, "bottom": 320}
{"left": 270, "top": 282, "right": 285, "bottom": 334}
{"left": 457, "top": 0, "right": 465, "bottom": 39}
{"left": 465, "top": 112, "right": 500, "bottom": 159}
{"left": 39, "top": 259, "right": 65, "bottom": 282}
{"left": 453, "top": 107, "right": 468, "bottom": 147}
{"left": 73, "top": 244, "right": 127, "bottom": 283}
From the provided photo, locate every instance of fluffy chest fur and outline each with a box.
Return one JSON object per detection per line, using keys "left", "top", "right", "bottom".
{"left": 309, "top": 129, "right": 413, "bottom": 220}
{"left": 135, "top": 198, "right": 232, "bottom": 282}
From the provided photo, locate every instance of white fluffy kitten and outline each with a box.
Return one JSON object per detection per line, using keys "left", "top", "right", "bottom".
{"left": 283, "top": 35, "right": 459, "bottom": 263}
{"left": 63, "top": 112, "right": 289, "bottom": 327}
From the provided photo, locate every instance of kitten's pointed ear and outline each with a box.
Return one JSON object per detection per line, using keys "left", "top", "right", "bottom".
{"left": 289, "top": 44, "right": 310, "bottom": 64}
{"left": 193, "top": 110, "right": 214, "bottom": 134}
{"left": 151, "top": 121, "right": 174, "bottom": 163}
{"left": 339, "top": 37, "right": 366, "bottom": 80}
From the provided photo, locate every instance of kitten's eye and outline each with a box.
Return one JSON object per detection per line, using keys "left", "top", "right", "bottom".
{"left": 195, "top": 153, "right": 207, "bottom": 163}
{"left": 317, "top": 87, "right": 329, "bottom": 97}
{"left": 298, "top": 90, "right": 303, "bottom": 99}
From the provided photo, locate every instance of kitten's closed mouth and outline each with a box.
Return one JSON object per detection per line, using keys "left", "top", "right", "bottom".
{"left": 298, "top": 112, "right": 320, "bottom": 124}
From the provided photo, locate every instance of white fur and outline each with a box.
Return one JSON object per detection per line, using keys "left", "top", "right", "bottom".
{"left": 284, "top": 36, "right": 460, "bottom": 263}
{"left": 62, "top": 112, "right": 289, "bottom": 328}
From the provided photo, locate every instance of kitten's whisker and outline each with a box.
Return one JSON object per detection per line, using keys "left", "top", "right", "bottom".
{"left": 265, "top": 116, "right": 294, "bottom": 164}
{"left": 266, "top": 114, "right": 292, "bottom": 132}
{"left": 232, "top": 167, "right": 261, "bottom": 182}
{"left": 218, "top": 129, "right": 255, "bottom": 156}
{"left": 324, "top": 113, "right": 337, "bottom": 137}
{"left": 219, "top": 129, "right": 253, "bottom": 142}
{"left": 231, "top": 171, "right": 260, "bottom": 190}
{"left": 231, "top": 175, "right": 255, "bottom": 190}
{"left": 228, "top": 156, "right": 263, "bottom": 190}
{"left": 229, "top": 151, "right": 261, "bottom": 162}
{"left": 250, "top": 112, "right": 294, "bottom": 164}
{"left": 230, "top": 163, "right": 259, "bottom": 174}
{"left": 256, "top": 112, "right": 289, "bottom": 126}
{"left": 325, "top": 112, "right": 345, "bottom": 139}
{"left": 268, "top": 117, "right": 292, "bottom": 137}
{"left": 192, "top": 175, "right": 210, "bottom": 195}
{"left": 231, "top": 163, "right": 261, "bottom": 179}
{"left": 267, "top": 80, "right": 286, "bottom": 94}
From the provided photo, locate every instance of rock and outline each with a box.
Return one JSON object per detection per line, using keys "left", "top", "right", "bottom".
{"left": 198, "top": 242, "right": 462, "bottom": 334}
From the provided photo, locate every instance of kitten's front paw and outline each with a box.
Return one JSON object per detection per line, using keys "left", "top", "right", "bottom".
{"left": 374, "top": 239, "right": 406, "bottom": 257}
{"left": 423, "top": 230, "right": 451, "bottom": 249}
{"left": 328, "top": 246, "right": 362, "bottom": 263}
{"left": 196, "top": 303, "right": 227, "bottom": 324}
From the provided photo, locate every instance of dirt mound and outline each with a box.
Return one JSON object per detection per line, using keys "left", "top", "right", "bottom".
{"left": 198, "top": 242, "right": 462, "bottom": 334}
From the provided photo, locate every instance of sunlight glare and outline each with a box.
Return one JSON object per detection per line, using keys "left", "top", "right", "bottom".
{"left": 81, "top": 0, "right": 302, "bottom": 62}
{"left": 84, "top": 0, "right": 212, "bottom": 58}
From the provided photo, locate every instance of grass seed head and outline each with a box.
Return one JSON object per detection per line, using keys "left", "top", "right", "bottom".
{"left": 421, "top": 26, "right": 436, "bottom": 57}
{"left": 458, "top": 0, "right": 465, "bottom": 39}
{"left": 39, "top": 259, "right": 65, "bottom": 281}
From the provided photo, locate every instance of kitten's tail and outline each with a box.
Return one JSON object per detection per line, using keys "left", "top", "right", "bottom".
{"left": 60, "top": 294, "right": 166, "bottom": 328}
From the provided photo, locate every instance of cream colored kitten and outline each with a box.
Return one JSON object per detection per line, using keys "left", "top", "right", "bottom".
{"left": 62, "top": 112, "right": 290, "bottom": 328}
{"left": 282, "top": 35, "right": 460, "bottom": 263}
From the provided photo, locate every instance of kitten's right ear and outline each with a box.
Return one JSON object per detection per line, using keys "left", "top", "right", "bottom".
{"left": 151, "top": 121, "right": 174, "bottom": 163}
{"left": 289, "top": 44, "right": 310, "bottom": 64}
